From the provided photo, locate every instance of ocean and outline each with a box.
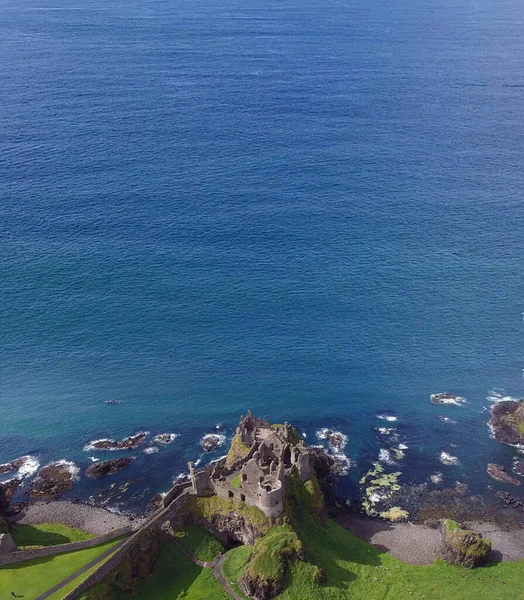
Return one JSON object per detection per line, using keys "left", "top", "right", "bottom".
{"left": 1, "top": 0, "right": 523, "bottom": 512}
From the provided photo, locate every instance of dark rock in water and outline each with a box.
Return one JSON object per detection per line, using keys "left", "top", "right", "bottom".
{"left": 27, "top": 461, "right": 78, "bottom": 499}
{"left": 85, "top": 457, "right": 135, "bottom": 479}
{"left": 496, "top": 491, "right": 524, "bottom": 512}
{"left": 430, "top": 393, "right": 465, "bottom": 405}
{"left": 513, "top": 459, "right": 524, "bottom": 477}
{"left": 317, "top": 428, "right": 347, "bottom": 451}
{"left": 153, "top": 433, "right": 178, "bottom": 445}
{"left": 86, "top": 432, "right": 148, "bottom": 451}
{"left": 436, "top": 519, "right": 491, "bottom": 568}
{"left": 201, "top": 434, "right": 221, "bottom": 452}
{"left": 0, "top": 478, "right": 23, "bottom": 502}
{"left": 487, "top": 463, "right": 520, "bottom": 486}
{"left": 489, "top": 400, "right": 524, "bottom": 446}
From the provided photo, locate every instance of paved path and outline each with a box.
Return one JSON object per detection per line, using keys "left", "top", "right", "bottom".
{"left": 171, "top": 538, "right": 243, "bottom": 600}
{"left": 213, "top": 553, "right": 244, "bottom": 600}
{"left": 34, "top": 538, "right": 127, "bottom": 600}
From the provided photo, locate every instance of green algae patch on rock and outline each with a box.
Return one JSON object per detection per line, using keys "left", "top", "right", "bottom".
{"left": 360, "top": 463, "right": 403, "bottom": 517}
{"left": 436, "top": 519, "right": 491, "bottom": 568}
{"left": 378, "top": 507, "right": 409, "bottom": 522}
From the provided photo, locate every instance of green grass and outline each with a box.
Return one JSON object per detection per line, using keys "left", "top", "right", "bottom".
{"left": 174, "top": 524, "right": 223, "bottom": 561}
{"left": 224, "top": 505, "right": 524, "bottom": 600}
{"left": 46, "top": 544, "right": 122, "bottom": 600}
{"left": 231, "top": 475, "right": 242, "bottom": 488}
{"left": 222, "top": 546, "right": 253, "bottom": 599}
{"left": 245, "top": 526, "right": 302, "bottom": 582}
{"left": 111, "top": 541, "right": 230, "bottom": 600}
{"left": 0, "top": 538, "right": 120, "bottom": 600}
{"left": 11, "top": 523, "right": 94, "bottom": 548}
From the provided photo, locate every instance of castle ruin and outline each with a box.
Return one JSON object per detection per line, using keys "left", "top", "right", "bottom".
{"left": 186, "top": 412, "right": 311, "bottom": 519}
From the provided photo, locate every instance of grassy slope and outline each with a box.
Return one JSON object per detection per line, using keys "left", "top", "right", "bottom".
{"left": 0, "top": 538, "right": 120, "bottom": 599}
{"left": 113, "top": 541, "right": 229, "bottom": 600}
{"left": 222, "top": 546, "right": 253, "bottom": 600}
{"left": 225, "top": 510, "right": 523, "bottom": 600}
{"left": 288, "top": 516, "right": 523, "bottom": 599}
{"left": 46, "top": 545, "right": 123, "bottom": 600}
{"left": 174, "top": 524, "right": 223, "bottom": 561}
{"left": 11, "top": 523, "right": 94, "bottom": 548}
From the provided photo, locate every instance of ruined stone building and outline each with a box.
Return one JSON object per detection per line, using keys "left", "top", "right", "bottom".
{"left": 186, "top": 412, "right": 311, "bottom": 519}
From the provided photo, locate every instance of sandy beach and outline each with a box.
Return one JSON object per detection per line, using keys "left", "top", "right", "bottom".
{"left": 336, "top": 512, "right": 524, "bottom": 564}
{"left": 13, "top": 501, "right": 146, "bottom": 536}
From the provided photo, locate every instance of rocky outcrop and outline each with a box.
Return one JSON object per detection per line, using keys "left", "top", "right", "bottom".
{"left": 201, "top": 434, "right": 222, "bottom": 453}
{"left": 27, "top": 461, "right": 78, "bottom": 499}
{"left": 431, "top": 393, "right": 465, "bottom": 405}
{"left": 239, "top": 528, "right": 303, "bottom": 600}
{"left": 316, "top": 429, "right": 347, "bottom": 451}
{"left": 436, "top": 519, "right": 491, "bottom": 568}
{"left": 153, "top": 433, "right": 178, "bottom": 444}
{"left": 489, "top": 400, "right": 524, "bottom": 446}
{"left": 85, "top": 457, "right": 135, "bottom": 479}
{"left": 306, "top": 447, "right": 338, "bottom": 510}
{"left": 487, "top": 463, "right": 520, "bottom": 486}
{"left": 198, "top": 512, "right": 265, "bottom": 546}
{"left": 496, "top": 491, "right": 524, "bottom": 512}
{"left": 85, "top": 432, "right": 148, "bottom": 451}
{"left": 240, "top": 572, "right": 283, "bottom": 600}
{"left": 0, "top": 478, "right": 23, "bottom": 502}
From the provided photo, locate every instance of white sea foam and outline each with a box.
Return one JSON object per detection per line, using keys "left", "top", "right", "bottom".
{"left": 302, "top": 432, "right": 307, "bottom": 438}
{"left": 153, "top": 433, "right": 179, "bottom": 444}
{"left": 16, "top": 455, "right": 40, "bottom": 478}
{"left": 316, "top": 428, "right": 348, "bottom": 450}
{"left": 376, "top": 414, "right": 398, "bottom": 422}
{"left": 437, "top": 416, "right": 457, "bottom": 424}
{"left": 143, "top": 446, "right": 159, "bottom": 454}
{"left": 376, "top": 427, "right": 397, "bottom": 436}
{"left": 172, "top": 472, "right": 187, "bottom": 484}
{"left": 88, "top": 456, "right": 99, "bottom": 463}
{"left": 430, "top": 393, "right": 466, "bottom": 405}
{"left": 430, "top": 472, "right": 443, "bottom": 484}
{"left": 209, "top": 454, "right": 228, "bottom": 465}
{"left": 439, "top": 451, "right": 459, "bottom": 466}
{"left": 194, "top": 458, "right": 202, "bottom": 466}
{"left": 486, "top": 390, "right": 521, "bottom": 403}
{"left": 378, "top": 449, "right": 395, "bottom": 465}
{"left": 398, "top": 443, "right": 408, "bottom": 450}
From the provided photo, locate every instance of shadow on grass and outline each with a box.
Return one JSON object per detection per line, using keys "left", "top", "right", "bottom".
{"left": 11, "top": 525, "right": 73, "bottom": 547}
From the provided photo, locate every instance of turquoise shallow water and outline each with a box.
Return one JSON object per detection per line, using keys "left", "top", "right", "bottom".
{"left": 1, "top": 0, "right": 523, "bottom": 510}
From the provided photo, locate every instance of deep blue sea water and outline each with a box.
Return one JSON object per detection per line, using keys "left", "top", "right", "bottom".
{"left": 1, "top": 0, "right": 523, "bottom": 512}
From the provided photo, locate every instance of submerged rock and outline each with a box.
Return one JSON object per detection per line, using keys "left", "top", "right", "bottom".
{"left": 316, "top": 428, "right": 347, "bottom": 451}
{"left": 85, "top": 432, "right": 148, "bottom": 452}
{"left": 436, "top": 519, "right": 491, "bottom": 568}
{"left": 489, "top": 400, "right": 524, "bottom": 447}
{"left": 27, "top": 460, "right": 79, "bottom": 499}
{"left": 487, "top": 463, "right": 520, "bottom": 486}
{"left": 86, "top": 457, "right": 135, "bottom": 479}
{"left": 431, "top": 393, "right": 466, "bottom": 406}
{"left": 153, "top": 433, "right": 178, "bottom": 445}
{"left": 513, "top": 459, "right": 524, "bottom": 477}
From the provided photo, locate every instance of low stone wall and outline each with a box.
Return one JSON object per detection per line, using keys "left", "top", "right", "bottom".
{"left": 163, "top": 479, "right": 192, "bottom": 507}
{"left": 61, "top": 492, "right": 192, "bottom": 599}
{"left": 0, "top": 526, "right": 132, "bottom": 567}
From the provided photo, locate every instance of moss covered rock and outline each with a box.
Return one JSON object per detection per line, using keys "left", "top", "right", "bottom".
{"left": 240, "top": 526, "right": 303, "bottom": 600}
{"left": 436, "top": 519, "right": 491, "bottom": 568}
